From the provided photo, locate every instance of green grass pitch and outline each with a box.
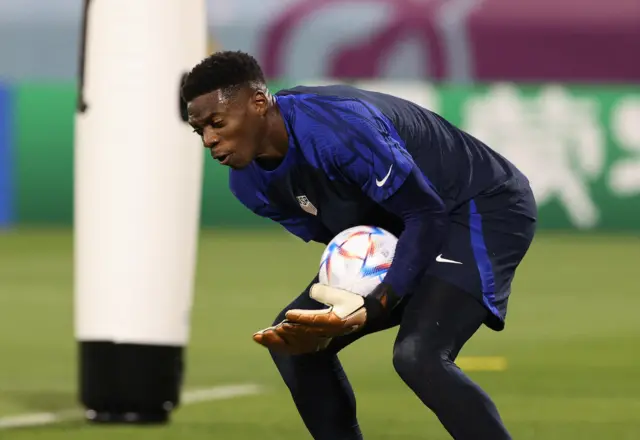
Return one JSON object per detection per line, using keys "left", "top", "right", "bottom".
{"left": 0, "top": 229, "right": 639, "bottom": 439}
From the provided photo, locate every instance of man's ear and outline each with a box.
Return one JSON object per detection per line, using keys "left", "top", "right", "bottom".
{"left": 252, "top": 89, "right": 269, "bottom": 117}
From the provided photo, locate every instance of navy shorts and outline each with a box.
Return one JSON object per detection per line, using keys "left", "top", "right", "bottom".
{"left": 425, "top": 175, "right": 537, "bottom": 330}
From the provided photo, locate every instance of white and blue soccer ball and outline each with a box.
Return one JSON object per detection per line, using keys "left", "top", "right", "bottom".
{"left": 318, "top": 225, "right": 398, "bottom": 297}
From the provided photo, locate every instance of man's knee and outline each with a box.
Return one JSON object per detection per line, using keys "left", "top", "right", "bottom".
{"left": 392, "top": 335, "right": 451, "bottom": 391}
{"left": 271, "top": 347, "right": 337, "bottom": 401}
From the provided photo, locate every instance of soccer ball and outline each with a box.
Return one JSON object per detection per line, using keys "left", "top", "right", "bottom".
{"left": 318, "top": 225, "right": 398, "bottom": 297}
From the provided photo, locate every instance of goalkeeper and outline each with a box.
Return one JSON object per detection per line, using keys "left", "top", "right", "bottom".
{"left": 181, "top": 51, "right": 537, "bottom": 440}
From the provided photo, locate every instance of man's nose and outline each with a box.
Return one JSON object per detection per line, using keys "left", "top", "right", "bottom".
{"left": 203, "top": 128, "right": 219, "bottom": 149}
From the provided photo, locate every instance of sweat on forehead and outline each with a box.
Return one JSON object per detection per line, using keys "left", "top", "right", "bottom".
{"left": 187, "top": 89, "right": 233, "bottom": 112}
{"left": 188, "top": 85, "right": 255, "bottom": 110}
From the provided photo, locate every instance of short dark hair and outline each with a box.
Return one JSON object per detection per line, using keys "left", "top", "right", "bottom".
{"left": 181, "top": 50, "right": 266, "bottom": 102}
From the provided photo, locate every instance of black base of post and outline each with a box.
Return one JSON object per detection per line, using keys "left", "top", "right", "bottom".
{"left": 79, "top": 341, "right": 184, "bottom": 425}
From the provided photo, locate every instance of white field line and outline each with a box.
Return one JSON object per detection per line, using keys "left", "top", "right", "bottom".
{"left": 0, "top": 383, "right": 263, "bottom": 430}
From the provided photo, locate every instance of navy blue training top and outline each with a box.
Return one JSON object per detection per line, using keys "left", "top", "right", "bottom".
{"left": 229, "top": 85, "right": 521, "bottom": 297}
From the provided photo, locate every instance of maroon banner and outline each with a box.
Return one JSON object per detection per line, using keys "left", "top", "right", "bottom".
{"left": 257, "top": 0, "right": 640, "bottom": 82}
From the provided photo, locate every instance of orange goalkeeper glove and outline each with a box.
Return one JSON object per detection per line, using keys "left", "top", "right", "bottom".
{"left": 253, "top": 283, "right": 399, "bottom": 354}
{"left": 252, "top": 320, "right": 333, "bottom": 355}
{"left": 282, "top": 282, "right": 399, "bottom": 337}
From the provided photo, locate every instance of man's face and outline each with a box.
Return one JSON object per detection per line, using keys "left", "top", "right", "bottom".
{"left": 186, "top": 87, "right": 268, "bottom": 169}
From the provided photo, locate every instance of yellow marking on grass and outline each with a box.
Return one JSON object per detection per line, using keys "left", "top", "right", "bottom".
{"left": 456, "top": 356, "right": 507, "bottom": 371}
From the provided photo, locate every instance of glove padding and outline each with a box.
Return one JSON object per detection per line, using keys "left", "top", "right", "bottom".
{"left": 283, "top": 283, "right": 397, "bottom": 338}
{"left": 253, "top": 283, "right": 399, "bottom": 355}
{"left": 252, "top": 320, "right": 333, "bottom": 355}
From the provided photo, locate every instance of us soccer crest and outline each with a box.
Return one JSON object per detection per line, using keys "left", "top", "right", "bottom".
{"left": 296, "top": 195, "right": 318, "bottom": 216}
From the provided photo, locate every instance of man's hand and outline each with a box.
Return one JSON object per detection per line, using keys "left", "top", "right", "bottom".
{"left": 253, "top": 320, "right": 333, "bottom": 355}
{"left": 282, "top": 282, "right": 400, "bottom": 338}
{"left": 252, "top": 283, "right": 400, "bottom": 355}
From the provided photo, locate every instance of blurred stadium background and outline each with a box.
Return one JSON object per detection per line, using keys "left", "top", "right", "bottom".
{"left": 1, "top": 0, "right": 639, "bottom": 439}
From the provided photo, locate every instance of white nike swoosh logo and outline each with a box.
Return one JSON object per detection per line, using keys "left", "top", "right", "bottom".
{"left": 376, "top": 164, "right": 393, "bottom": 187}
{"left": 436, "top": 254, "right": 463, "bottom": 265}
